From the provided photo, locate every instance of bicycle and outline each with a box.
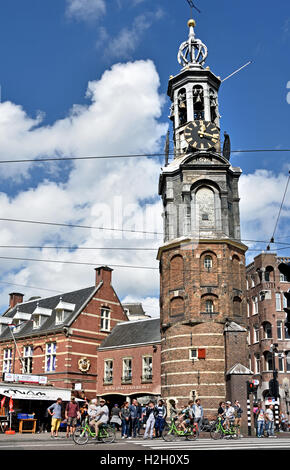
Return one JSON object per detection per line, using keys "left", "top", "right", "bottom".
{"left": 210, "top": 417, "right": 240, "bottom": 440}
{"left": 73, "top": 417, "right": 116, "bottom": 445}
{"left": 162, "top": 417, "right": 198, "bottom": 442}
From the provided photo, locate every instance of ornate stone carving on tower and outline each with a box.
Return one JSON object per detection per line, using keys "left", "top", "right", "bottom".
{"left": 157, "top": 20, "right": 250, "bottom": 425}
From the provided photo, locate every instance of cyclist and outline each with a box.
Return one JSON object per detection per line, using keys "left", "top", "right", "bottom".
{"left": 179, "top": 400, "right": 194, "bottom": 432}
{"left": 90, "top": 398, "right": 109, "bottom": 439}
{"left": 224, "top": 401, "right": 235, "bottom": 430}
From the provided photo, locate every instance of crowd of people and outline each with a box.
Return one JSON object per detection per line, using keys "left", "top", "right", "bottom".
{"left": 37, "top": 394, "right": 289, "bottom": 440}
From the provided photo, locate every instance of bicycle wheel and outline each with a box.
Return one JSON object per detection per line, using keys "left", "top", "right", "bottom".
{"left": 73, "top": 427, "right": 90, "bottom": 445}
{"left": 100, "top": 425, "right": 116, "bottom": 444}
{"left": 162, "top": 423, "right": 178, "bottom": 442}
{"left": 186, "top": 428, "right": 198, "bottom": 441}
{"left": 210, "top": 425, "right": 223, "bottom": 440}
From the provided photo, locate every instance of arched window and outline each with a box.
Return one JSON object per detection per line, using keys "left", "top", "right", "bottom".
{"left": 265, "top": 266, "right": 274, "bottom": 282}
{"left": 195, "top": 186, "right": 215, "bottom": 228}
{"left": 233, "top": 296, "right": 242, "bottom": 316}
{"left": 209, "top": 88, "right": 218, "bottom": 124}
{"left": 205, "top": 299, "right": 214, "bottom": 313}
{"left": 193, "top": 85, "right": 204, "bottom": 120}
{"left": 263, "top": 322, "right": 272, "bottom": 339}
{"left": 170, "top": 296, "right": 185, "bottom": 318}
{"left": 204, "top": 255, "right": 213, "bottom": 269}
{"left": 169, "top": 255, "right": 184, "bottom": 290}
{"left": 177, "top": 88, "right": 187, "bottom": 125}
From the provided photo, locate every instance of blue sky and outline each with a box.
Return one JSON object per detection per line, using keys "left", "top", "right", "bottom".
{"left": 0, "top": 0, "right": 289, "bottom": 315}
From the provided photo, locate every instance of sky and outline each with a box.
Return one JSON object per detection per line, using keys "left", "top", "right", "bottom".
{"left": 0, "top": 0, "right": 289, "bottom": 317}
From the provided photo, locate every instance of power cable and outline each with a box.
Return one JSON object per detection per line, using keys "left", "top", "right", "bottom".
{"left": 0, "top": 149, "right": 289, "bottom": 165}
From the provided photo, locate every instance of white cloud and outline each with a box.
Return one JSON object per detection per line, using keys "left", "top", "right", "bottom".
{"left": 239, "top": 169, "right": 290, "bottom": 253}
{"left": 65, "top": 0, "right": 106, "bottom": 21}
{"left": 97, "top": 10, "right": 164, "bottom": 59}
{"left": 0, "top": 60, "right": 167, "bottom": 310}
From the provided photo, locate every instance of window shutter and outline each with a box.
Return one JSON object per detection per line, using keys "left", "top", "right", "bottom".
{"left": 198, "top": 348, "right": 206, "bottom": 359}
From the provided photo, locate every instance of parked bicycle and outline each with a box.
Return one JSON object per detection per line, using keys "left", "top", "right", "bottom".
{"left": 162, "top": 418, "right": 198, "bottom": 441}
{"left": 210, "top": 417, "right": 240, "bottom": 440}
{"left": 73, "top": 417, "right": 116, "bottom": 445}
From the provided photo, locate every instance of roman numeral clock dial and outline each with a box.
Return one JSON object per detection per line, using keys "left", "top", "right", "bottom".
{"left": 184, "top": 120, "right": 220, "bottom": 151}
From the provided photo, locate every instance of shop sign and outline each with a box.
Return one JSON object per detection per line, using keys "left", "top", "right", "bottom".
{"left": 3, "top": 373, "right": 47, "bottom": 385}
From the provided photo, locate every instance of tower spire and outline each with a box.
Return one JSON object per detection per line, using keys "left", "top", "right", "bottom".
{"left": 177, "top": 19, "right": 208, "bottom": 69}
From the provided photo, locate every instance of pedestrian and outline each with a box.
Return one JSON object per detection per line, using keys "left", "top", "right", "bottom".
{"left": 136, "top": 401, "right": 143, "bottom": 436}
{"left": 233, "top": 400, "right": 243, "bottom": 437}
{"left": 65, "top": 396, "right": 80, "bottom": 438}
{"left": 255, "top": 403, "right": 265, "bottom": 438}
{"left": 143, "top": 401, "right": 157, "bottom": 440}
{"left": 265, "top": 404, "right": 275, "bottom": 438}
{"left": 280, "top": 411, "right": 287, "bottom": 432}
{"left": 168, "top": 399, "right": 178, "bottom": 420}
{"left": 47, "top": 397, "right": 63, "bottom": 439}
{"left": 192, "top": 398, "right": 204, "bottom": 434}
{"left": 120, "top": 401, "right": 131, "bottom": 439}
{"left": 110, "top": 404, "right": 121, "bottom": 431}
{"left": 129, "top": 399, "right": 139, "bottom": 438}
{"left": 155, "top": 399, "right": 167, "bottom": 438}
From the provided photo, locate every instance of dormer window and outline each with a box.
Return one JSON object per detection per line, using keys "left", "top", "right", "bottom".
{"left": 54, "top": 298, "right": 75, "bottom": 326}
{"left": 32, "top": 304, "right": 52, "bottom": 330}
{"left": 12, "top": 311, "right": 31, "bottom": 332}
{"left": 33, "top": 314, "right": 41, "bottom": 330}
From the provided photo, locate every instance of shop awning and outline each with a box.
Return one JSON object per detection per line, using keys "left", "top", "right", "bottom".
{"left": 0, "top": 382, "right": 71, "bottom": 401}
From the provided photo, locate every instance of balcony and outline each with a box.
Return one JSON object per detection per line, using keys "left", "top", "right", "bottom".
{"left": 141, "top": 374, "right": 153, "bottom": 383}
{"left": 121, "top": 375, "right": 132, "bottom": 385}
{"left": 103, "top": 376, "right": 113, "bottom": 385}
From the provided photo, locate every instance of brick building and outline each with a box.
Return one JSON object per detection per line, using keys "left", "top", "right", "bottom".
{"left": 246, "top": 252, "right": 290, "bottom": 416}
{"left": 97, "top": 318, "right": 161, "bottom": 405}
{"left": 0, "top": 266, "right": 128, "bottom": 407}
{"left": 157, "top": 19, "right": 251, "bottom": 424}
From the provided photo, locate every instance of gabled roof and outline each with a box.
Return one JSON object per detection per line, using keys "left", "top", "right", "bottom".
{"left": 99, "top": 317, "right": 161, "bottom": 350}
{"left": 0, "top": 285, "right": 99, "bottom": 340}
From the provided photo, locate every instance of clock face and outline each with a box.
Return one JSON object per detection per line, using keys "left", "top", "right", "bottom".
{"left": 184, "top": 120, "right": 220, "bottom": 151}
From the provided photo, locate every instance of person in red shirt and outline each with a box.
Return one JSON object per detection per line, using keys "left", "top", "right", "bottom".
{"left": 65, "top": 396, "right": 80, "bottom": 438}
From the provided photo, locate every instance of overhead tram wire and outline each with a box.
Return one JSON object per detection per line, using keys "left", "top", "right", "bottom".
{"left": 266, "top": 170, "right": 290, "bottom": 251}
{"left": 0, "top": 216, "right": 290, "bottom": 247}
{"left": 0, "top": 244, "right": 289, "bottom": 253}
{"left": 0, "top": 148, "right": 290, "bottom": 165}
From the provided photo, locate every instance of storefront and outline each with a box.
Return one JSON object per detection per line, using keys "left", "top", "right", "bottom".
{"left": 0, "top": 382, "right": 72, "bottom": 432}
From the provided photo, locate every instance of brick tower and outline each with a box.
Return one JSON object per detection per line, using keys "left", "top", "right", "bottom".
{"left": 157, "top": 19, "right": 250, "bottom": 419}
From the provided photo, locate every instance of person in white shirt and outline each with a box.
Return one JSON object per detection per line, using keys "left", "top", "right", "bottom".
{"left": 91, "top": 398, "right": 109, "bottom": 438}
{"left": 224, "top": 401, "right": 235, "bottom": 430}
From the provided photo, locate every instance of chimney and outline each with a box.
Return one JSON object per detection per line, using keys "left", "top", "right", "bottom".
{"left": 95, "top": 266, "right": 113, "bottom": 287}
{"left": 9, "top": 292, "right": 24, "bottom": 309}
